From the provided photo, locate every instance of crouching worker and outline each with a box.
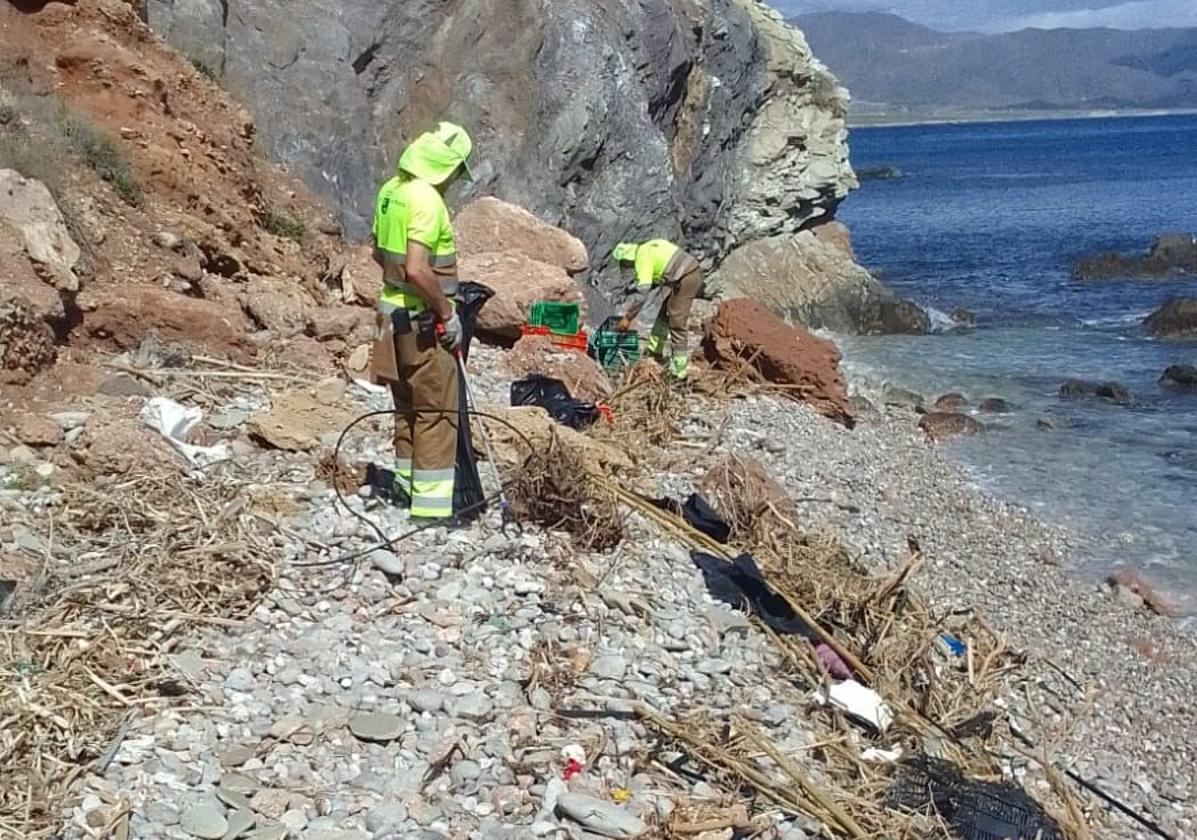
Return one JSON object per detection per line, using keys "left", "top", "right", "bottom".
{"left": 369, "top": 122, "right": 474, "bottom": 520}
{"left": 613, "top": 239, "right": 704, "bottom": 380}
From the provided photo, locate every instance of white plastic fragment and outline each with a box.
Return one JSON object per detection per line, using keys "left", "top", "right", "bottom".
{"left": 352, "top": 378, "right": 388, "bottom": 396}
{"left": 861, "top": 746, "right": 904, "bottom": 763}
{"left": 811, "top": 679, "right": 894, "bottom": 733}
{"left": 140, "top": 397, "right": 231, "bottom": 467}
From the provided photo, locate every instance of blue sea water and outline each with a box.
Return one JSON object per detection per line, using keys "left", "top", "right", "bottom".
{"left": 837, "top": 114, "right": 1197, "bottom": 600}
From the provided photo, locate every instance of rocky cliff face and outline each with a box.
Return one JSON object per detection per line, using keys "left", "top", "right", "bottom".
{"left": 146, "top": 0, "right": 856, "bottom": 291}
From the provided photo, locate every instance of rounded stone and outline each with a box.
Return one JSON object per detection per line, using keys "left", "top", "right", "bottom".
{"left": 349, "top": 712, "right": 405, "bottom": 742}
{"left": 180, "top": 803, "right": 228, "bottom": 839}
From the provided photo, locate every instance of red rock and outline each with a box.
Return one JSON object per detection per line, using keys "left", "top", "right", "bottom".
{"left": 701, "top": 298, "right": 854, "bottom": 427}
{"left": 1108, "top": 568, "right": 1194, "bottom": 618}
{"left": 918, "top": 412, "right": 983, "bottom": 442}
{"left": 78, "top": 285, "right": 250, "bottom": 358}
{"left": 501, "top": 335, "right": 611, "bottom": 402}
{"left": 244, "top": 278, "right": 308, "bottom": 338}
{"left": 12, "top": 414, "right": 63, "bottom": 447}
{"left": 461, "top": 251, "right": 586, "bottom": 343}
{"left": 308, "top": 306, "right": 369, "bottom": 342}
{"left": 274, "top": 335, "right": 337, "bottom": 374}
{"left": 455, "top": 197, "right": 588, "bottom": 274}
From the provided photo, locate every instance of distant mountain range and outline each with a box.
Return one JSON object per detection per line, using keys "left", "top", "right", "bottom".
{"left": 794, "top": 12, "right": 1197, "bottom": 121}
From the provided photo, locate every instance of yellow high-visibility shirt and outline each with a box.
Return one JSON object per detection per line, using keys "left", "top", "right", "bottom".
{"left": 372, "top": 176, "right": 457, "bottom": 272}
{"left": 632, "top": 239, "right": 680, "bottom": 288}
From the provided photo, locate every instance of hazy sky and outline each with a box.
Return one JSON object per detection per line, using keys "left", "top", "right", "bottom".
{"left": 771, "top": 0, "right": 1197, "bottom": 30}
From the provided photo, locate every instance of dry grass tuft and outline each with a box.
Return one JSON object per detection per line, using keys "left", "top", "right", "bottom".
{"left": 508, "top": 432, "right": 623, "bottom": 552}
{"left": 0, "top": 468, "right": 276, "bottom": 837}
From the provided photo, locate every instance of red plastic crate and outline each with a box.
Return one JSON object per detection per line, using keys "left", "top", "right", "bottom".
{"left": 521, "top": 324, "right": 588, "bottom": 353}
{"left": 549, "top": 331, "right": 588, "bottom": 352}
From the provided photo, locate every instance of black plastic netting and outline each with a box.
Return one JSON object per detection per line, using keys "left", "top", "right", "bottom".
{"left": 509, "top": 375, "right": 601, "bottom": 430}
{"left": 452, "top": 282, "right": 494, "bottom": 520}
{"left": 890, "top": 756, "right": 1064, "bottom": 840}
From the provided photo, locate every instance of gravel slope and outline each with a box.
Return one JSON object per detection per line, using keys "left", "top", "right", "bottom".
{"left": 56, "top": 346, "right": 1196, "bottom": 840}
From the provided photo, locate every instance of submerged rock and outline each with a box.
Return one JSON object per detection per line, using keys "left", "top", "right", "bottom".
{"left": 883, "top": 387, "right": 924, "bottom": 411}
{"left": 1075, "top": 234, "right": 1197, "bottom": 280}
{"left": 1108, "top": 568, "right": 1194, "bottom": 618}
{"left": 918, "top": 412, "right": 983, "bottom": 442}
{"left": 1144, "top": 298, "right": 1197, "bottom": 340}
{"left": 979, "top": 397, "right": 1013, "bottom": 413}
{"left": 1059, "top": 379, "right": 1132, "bottom": 406}
{"left": 1160, "top": 364, "right": 1197, "bottom": 389}
{"left": 933, "top": 393, "right": 967, "bottom": 412}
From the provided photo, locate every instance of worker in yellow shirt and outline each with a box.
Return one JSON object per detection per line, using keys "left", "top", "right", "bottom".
{"left": 369, "top": 122, "right": 473, "bottom": 520}
{"left": 613, "top": 239, "right": 704, "bottom": 380}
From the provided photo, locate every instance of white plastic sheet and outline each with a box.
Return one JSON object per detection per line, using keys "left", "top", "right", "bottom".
{"left": 812, "top": 678, "right": 895, "bottom": 733}
{"left": 139, "top": 397, "right": 231, "bottom": 467}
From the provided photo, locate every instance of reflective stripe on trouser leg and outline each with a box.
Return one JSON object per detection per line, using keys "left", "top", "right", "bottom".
{"left": 394, "top": 458, "right": 412, "bottom": 494}
{"left": 648, "top": 316, "right": 669, "bottom": 357}
{"left": 395, "top": 318, "right": 459, "bottom": 519}
{"left": 388, "top": 382, "right": 415, "bottom": 499}
{"left": 410, "top": 468, "right": 455, "bottom": 518}
{"left": 668, "top": 354, "right": 689, "bottom": 380}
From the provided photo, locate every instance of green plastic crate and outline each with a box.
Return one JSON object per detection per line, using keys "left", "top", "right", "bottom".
{"left": 528, "top": 301, "right": 581, "bottom": 335}
{"left": 589, "top": 317, "right": 641, "bottom": 370}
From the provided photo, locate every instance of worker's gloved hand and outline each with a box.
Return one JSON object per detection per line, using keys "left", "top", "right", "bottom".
{"left": 438, "top": 312, "right": 463, "bottom": 352}
{"left": 814, "top": 642, "right": 852, "bottom": 680}
{"left": 616, "top": 316, "right": 632, "bottom": 332}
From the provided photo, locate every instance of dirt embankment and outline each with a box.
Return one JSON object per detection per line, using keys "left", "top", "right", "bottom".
{"left": 1, "top": 0, "right": 359, "bottom": 398}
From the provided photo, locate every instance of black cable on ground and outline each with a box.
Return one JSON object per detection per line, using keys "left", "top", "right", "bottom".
{"left": 288, "top": 406, "right": 537, "bottom": 571}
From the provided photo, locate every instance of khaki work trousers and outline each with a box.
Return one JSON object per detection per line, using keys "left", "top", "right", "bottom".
{"left": 387, "top": 321, "right": 459, "bottom": 519}
{"left": 647, "top": 267, "right": 704, "bottom": 378}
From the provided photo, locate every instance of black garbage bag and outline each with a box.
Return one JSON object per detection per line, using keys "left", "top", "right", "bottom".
{"left": 510, "top": 375, "right": 601, "bottom": 430}
{"left": 646, "top": 493, "right": 731, "bottom": 544}
{"left": 691, "top": 552, "right": 817, "bottom": 640}
{"left": 452, "top": 282, "right": 494, "bottom": 520}
{"left": 890, "top": 756, "right": 1063, "bottom": 840}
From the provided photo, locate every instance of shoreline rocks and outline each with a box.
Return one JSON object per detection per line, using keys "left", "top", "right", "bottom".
{"left": 1074, "top": 234, "right": 1197, "bottom": 280}
{"left": 918, "top": 411, "right": 983, "bottom": 441}
{"left": 1059, "top": 379, "right": 1132, "bottom": 406}
{"left": 709, "top": 225, "right": 930, "bottom": 335}
{"left": 1160, "top": 364, "right": 1197, "bottom": 389}
{"left": 702, "top": 298, "right": 855, "bottom": 427}
{"left": 1144, "top": 298, "right": 1197, "bottom": 340}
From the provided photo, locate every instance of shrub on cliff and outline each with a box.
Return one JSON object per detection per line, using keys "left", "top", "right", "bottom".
{"left": 57, "top": 111, "right": 142, "bottom": 207}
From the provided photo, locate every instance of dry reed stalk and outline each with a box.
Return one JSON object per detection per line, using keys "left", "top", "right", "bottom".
{"left": 589, "top": 364, "right": 690, "bottom": 455}
{"left": 0, "top": 468, "right": 276, "bottom": 837}
{"left": 508, "top": 433, "right": 623, "bottom": 552}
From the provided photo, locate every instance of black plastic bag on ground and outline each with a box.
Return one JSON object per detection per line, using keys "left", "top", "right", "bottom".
{"left": 691, "top": 552, "right": 817, "bottom": 640}
{"left": 510, "top": 375, "right": 601, "bottom": 430}
{"left": 647, "top": 493, "right": 731, "bottom": 544}
{"left": 890, "top": 756, "right": 1063, "bottom": 840}
{"left": 453, "top": 282, "right": 494, "bottom": 520}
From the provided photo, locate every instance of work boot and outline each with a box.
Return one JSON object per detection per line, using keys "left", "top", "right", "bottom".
{"left": 364, "top": 464, "right": 411, "bottom": 507}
